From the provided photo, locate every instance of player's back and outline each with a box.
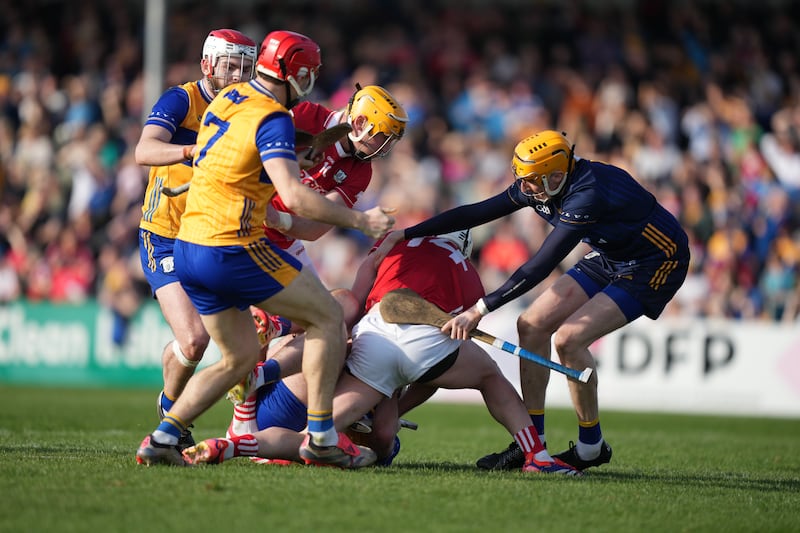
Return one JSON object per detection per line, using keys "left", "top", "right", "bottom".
{"left": 367, "top": 236, "right": 484, "bottom": 315}
{"left": 178, "top": 80, "right": 291, "bottom": 246}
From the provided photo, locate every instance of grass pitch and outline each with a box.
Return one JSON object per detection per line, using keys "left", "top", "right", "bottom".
{"left": 1, "top": 385, "right": 798, "bottom": 533}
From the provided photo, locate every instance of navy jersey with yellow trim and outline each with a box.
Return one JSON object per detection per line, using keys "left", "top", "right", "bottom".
{"left": 178, "top": 80, "right": 295, "bottom": 246}
{"left": 140, "top": 80, "right": 213, "bottom": 238}
{"left": 404, "top": 158, "right": 688, "bottom": 312}
{"left": 515, "top": 159, "right": 681, "bottom": 262}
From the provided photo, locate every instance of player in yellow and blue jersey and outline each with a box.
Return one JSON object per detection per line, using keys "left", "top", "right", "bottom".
{"left": 377, "top": 130, "right": 690, "bottom": 472}
{"left": 136, "top": 30, "right": 395, "bottom": 468}
{"left": 135, "top": 29, "right": 257, "bottom": 449}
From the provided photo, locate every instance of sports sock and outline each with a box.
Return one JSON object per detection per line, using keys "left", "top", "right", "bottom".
{"left": 274, "top": 316, "right": 292, "bottom": 336}
{"left": 152, "top": 412, "right": 188, "bottom": 445}
{"left": 514, "top": 425, "right": 552, "bottom": 462}
{"left": 576, "top": 419, "right": 603, "bottom": 459}
{"left": 226, "top": 435, "right": 259, "bottom": 459}
{"left": 261, "top": 359, "right": 281, "bottom": 385}
{"left": 528, "top": 409, "right": 546, "bottom": 447}
{"left": 228, "top": 396, "right": 258, "bottom": 437}
{"left": 159, "top": 391, "right": 176, "bottom": 413}
{"left": 307, "top": 410, "right": 337, "bottom": 446}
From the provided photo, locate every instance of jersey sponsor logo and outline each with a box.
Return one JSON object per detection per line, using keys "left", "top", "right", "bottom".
{"left": 160, "top": 256, "right": 175, "bottom": 273}
{"left": 300, "top": 175, "right": 328, "bottom": 194}
{"left": 561, "top": 211, "right": 591, "bottom": 220}
{"left": 535, "top": 204, "right": 551, "bottom": 215}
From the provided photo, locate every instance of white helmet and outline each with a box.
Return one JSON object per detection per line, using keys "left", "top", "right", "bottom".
{"left": 438, "top": 229, "right": 473, "bottom": 258}
{"left": 202, "top": 29, "right": 257, "bottom": 91}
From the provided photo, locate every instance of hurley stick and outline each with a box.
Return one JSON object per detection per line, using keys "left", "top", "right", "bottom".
{"left": 379, "top": 288, "right": 593, "bottom": 383}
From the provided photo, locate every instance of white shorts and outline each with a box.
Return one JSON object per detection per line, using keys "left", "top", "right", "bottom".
{"left": 284, "top": 240, "right": 318, "bottom": 276}
{"left": 346, "top": 306, "right": 463, "bottom": 397}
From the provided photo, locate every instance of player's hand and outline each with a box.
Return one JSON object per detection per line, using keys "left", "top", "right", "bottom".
{"left": 297, "top": 147, "right": 323, "bottom": 169}
{"left": 371, "top": 230, "right": 405, "bottom": 264}
{"left": 265, "top": 203, "right": 293, "bottom": 232}
{"left": 359, "top": 206, "right": 396, "bottom": 239}
{"left": 442, "top": 306, "right": 482, "bottom": 340}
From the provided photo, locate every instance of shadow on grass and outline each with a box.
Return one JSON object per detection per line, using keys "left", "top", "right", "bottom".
{"left": 558, "top": 469, "right": 800, "bottom": 493}
{"left": 387, "top": 461, "right": 800, "bottom": 493}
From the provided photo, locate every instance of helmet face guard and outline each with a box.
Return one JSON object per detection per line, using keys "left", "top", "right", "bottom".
{"left": 511, "top": 130, "right": 574, "bottom": 199}
{"left": 203, "top": 29, "right": 257, "bottom": 92}
{"left": 347, "top": 85, "right": 408, "bottom": 160}
{"left": 256, "top": 31, "right": 321, "bottom": 102}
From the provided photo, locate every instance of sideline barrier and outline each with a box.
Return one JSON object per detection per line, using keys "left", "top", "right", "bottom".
{"left": 2, "top": 300, "right": 799, "bottom": 417}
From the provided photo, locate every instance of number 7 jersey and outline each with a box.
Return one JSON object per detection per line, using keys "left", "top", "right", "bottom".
{"left": 178, "top": 80, "right": 295, "bottom": 246}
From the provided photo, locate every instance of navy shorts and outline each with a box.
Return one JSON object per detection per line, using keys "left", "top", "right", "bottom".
{"left": 139, "top": 230, "right": 178, "bottom": 295}
{"left": 255, "top": 380, "right": 307, "bottom": 431}
{"left": 567, "top": 249, "right": 689, "bottom": 321}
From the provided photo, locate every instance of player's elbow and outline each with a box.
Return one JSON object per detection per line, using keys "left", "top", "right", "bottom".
{"left": 133, "top": 144, "right": 149, "bottom": 166}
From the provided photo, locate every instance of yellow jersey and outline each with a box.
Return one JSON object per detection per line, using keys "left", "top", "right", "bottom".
{"left": 140, "top": 80, "right": 212, "bottom": 238}
{"left": 178, "top": 80, "right": 295, "bottom": 246}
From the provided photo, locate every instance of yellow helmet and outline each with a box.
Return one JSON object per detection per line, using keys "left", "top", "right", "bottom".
{"left": 511, "top": 130, "right": 574, "bottom": 197}
{"left": 347, "top": 85, "right": 408, "bottom": 159}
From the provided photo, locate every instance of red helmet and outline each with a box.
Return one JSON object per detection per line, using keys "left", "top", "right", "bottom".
{"left": 256, "top": 30, "right": 321, "bottom": 97}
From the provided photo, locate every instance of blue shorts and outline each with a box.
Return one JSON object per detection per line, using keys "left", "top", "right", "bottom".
{"left": 255, "top": 380, "right": 307, "bottom": 431}
{"left": 173, "top": 238, "right": 302, "bottom": 315}
{"left": 139, "top": 230, "right": 178, "bottom": 296}
{"left": 568, "top": 249, "right": 689, "bottom": 321}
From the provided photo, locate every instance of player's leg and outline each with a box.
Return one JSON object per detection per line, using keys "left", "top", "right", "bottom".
{"left": 137, "top": 308, "right": 260, "bottom": 466}
{"left": 253, "top": 268, "right": 353, "bottom": 462}
{"left": 154, "top": 282, "right": 210, "bottom": 409}
{"left": 474, "top": 274, "right": 588, "bottom": 470}
{"left": 429, "top": 341, "right": 580, "bottom": 475}
{"left": 517, "top": 273, "right": 590, "bottom": 420}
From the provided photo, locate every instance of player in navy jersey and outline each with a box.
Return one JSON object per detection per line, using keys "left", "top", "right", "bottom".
{"left": 376, "top": 130, "right": 690, "bottom": 472}
{"left": 135, "top": 28, "right": 257, "bottom": 450}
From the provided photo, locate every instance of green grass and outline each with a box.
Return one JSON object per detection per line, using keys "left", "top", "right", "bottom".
{"left": 1, "top": 385, "right": 798, "bottom": 533}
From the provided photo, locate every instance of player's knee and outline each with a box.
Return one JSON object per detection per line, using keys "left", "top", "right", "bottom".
{"left": 167, "top": 335, "right": 209, "bottom": 367}
{"left": 517, "top": 315, "right": 548, "bottom": 342}
{"left": 552, "top": 328, "right": 584, "bottom": 363}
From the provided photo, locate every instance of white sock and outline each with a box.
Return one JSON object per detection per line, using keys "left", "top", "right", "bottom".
{"left": 576, "top": 439, "right": 602, "bottom": 460}
{"left": 151, "top": 430, "right": 178, "bottom": 446}
{"left": 311, "top": 427, "right": 339, "bottom": 447}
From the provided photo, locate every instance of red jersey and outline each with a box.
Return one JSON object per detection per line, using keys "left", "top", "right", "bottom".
{"left": 264, "top": 101, "right": 373, "bottom": 248}
{"left": 366, "top": 236, "right": 485, "bottom": 315}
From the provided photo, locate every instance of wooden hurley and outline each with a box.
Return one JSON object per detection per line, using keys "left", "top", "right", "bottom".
{"left": 379, "top": 288, "right": 593, "bottom": 383}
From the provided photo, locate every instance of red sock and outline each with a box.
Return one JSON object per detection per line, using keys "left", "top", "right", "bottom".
{"left": 514, "top": 425, "right": 545, "bottom": 454}
{"left": 229, "top": 434, "right": 259, "bottom": 458}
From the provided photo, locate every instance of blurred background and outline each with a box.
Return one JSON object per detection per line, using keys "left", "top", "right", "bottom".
{"left": 1, "top": 0, "right": 799, "bottom": 415}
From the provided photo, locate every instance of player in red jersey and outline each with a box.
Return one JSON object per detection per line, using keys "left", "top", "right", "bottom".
{"left": 184, "top": 231, "right": 581, "bottom": 475}
{"left": 245, "top": 84, "right": 408, "bottom": 376}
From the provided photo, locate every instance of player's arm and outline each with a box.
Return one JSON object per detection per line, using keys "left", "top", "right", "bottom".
{"left": 134, "top": 125, "right": 195, "bottom": 166}
{"left": 259, "top": 114, "right": 393, "bottom": 239}
{"left": 269, "top": 190, "right": 346, "bottom": 241}
{"left": 443, "top": 224, "right": 583, "bottom": 340}
{"left": 134, "top": 87, "right": 195, "bottom": 166}
{"left": 349, "top": 249, "right": 380, "bottom": 310}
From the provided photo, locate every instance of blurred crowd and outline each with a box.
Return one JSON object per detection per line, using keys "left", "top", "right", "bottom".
{"left": 2, "top": 0, "right": 800, "bottom": 325}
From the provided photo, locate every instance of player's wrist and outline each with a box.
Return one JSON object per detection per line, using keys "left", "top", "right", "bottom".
{"left": 276, "top": 211, "right": 293, "bottom": 232}
{"left": 182, "top": 144, "right": 194, "bottom": 161}
{"left": 475, "top": 298, "right": 490, "bottom": 316}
